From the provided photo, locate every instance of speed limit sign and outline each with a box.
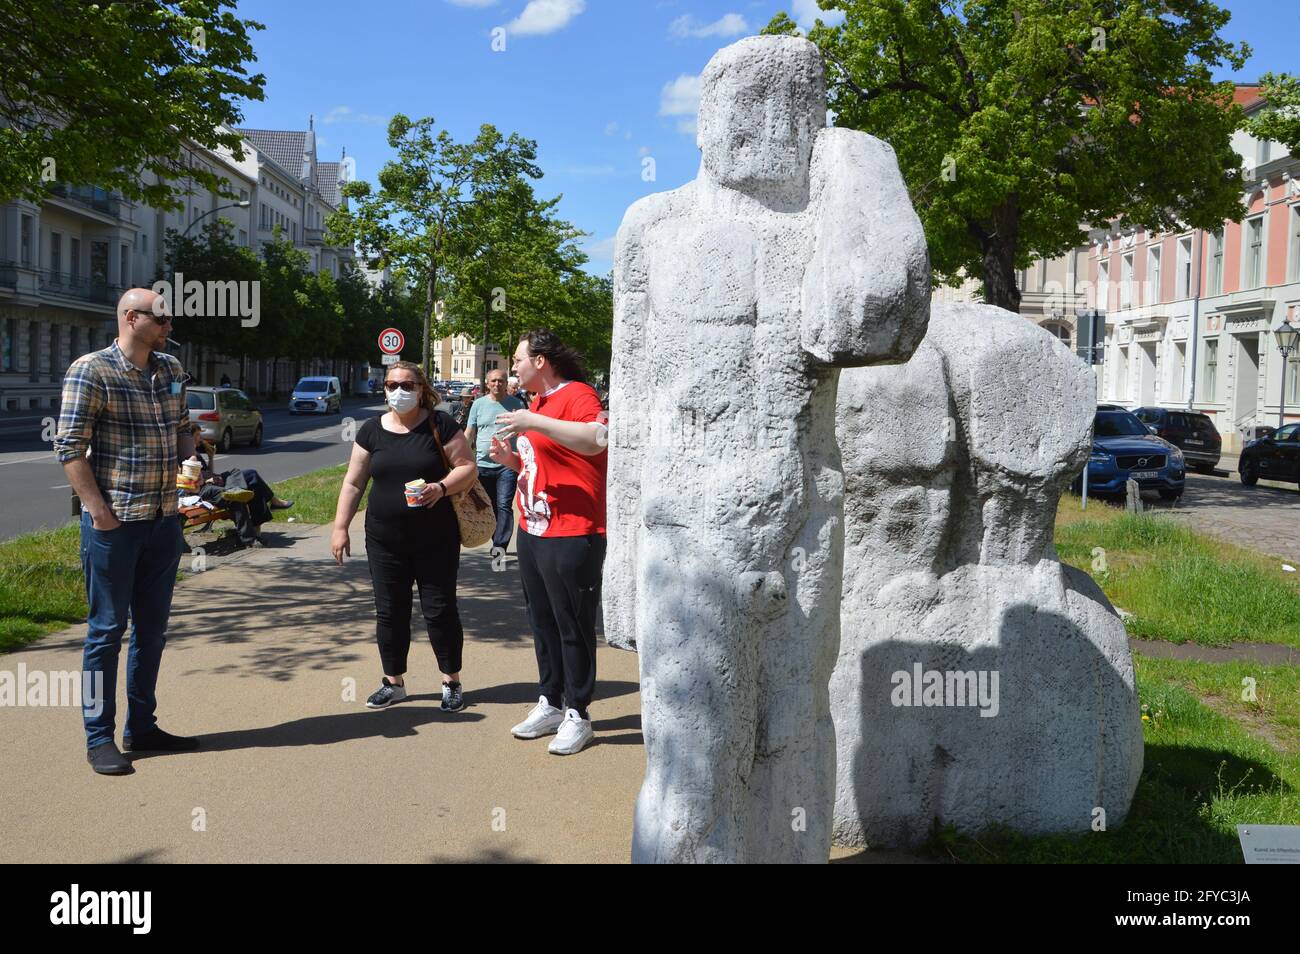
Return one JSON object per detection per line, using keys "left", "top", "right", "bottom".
{"left": 378, "top": 328, "right": 405, "bottom": 355}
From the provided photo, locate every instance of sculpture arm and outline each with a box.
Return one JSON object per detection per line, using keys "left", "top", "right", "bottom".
{"left": 800, "top": 128, "right": 931, "bottom": 367}
{"left": 603, "top": 200, "right": 655, "bottom": 651}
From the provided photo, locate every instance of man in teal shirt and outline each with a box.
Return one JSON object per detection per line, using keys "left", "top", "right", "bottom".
{"left": 465, "top": 369, "right": 526, "bottom": 552}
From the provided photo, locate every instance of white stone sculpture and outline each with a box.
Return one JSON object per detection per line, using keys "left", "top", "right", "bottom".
{"left": 605, "top": 34, "right": 931, "bottom": 863}
{"left": 832, "top": 302, "right": 1144, "bottom": 848}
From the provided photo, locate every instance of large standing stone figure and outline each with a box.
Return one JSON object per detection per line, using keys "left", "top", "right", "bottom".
{"left": 605, "top": 35, "right": 930, "bottom": 863}
{"left": 832, "top": 303, "right": 1145, "bottom": 847}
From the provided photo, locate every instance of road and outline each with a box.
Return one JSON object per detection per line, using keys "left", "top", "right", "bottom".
{"left": 0, "top": 397, "right": 385, "bottom": 541}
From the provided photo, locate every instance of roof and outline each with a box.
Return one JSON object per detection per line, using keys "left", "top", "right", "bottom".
{"left": 237, "top": 129, "right": 308, "bottom": 176}
{"left": 316, "top": 162, "right": 342, "bottom": 208}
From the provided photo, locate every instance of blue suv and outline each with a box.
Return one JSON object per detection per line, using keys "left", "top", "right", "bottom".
{"left": 1081, "top": 405, "right": 1186, "bottom": 500}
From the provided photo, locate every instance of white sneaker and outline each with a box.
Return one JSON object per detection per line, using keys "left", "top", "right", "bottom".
{"left": 548, "top": 708, "right": 593, "bottom": 755}
{"left": 511, "top": 696, "right": 564, "bottom": 739}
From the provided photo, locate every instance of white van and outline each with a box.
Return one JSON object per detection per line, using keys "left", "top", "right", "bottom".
{"left": 289, "top": 376, "right": 342, "bottom": 415}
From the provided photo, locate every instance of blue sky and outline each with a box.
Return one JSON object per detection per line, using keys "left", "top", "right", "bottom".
{"left": 230, "top": 0, "right": 1297, "bottom": 276}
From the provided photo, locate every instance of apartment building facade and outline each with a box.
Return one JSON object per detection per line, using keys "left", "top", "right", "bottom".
{"left": 1093, "top": 89, "right": 1300, "bottom": 451}
{"left": 0, "top": 120, "right": 353, "bottom": 410}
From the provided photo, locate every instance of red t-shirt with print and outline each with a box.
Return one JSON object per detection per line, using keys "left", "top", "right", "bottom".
{"left": 515, "top": 381, "right": 607, "bottom": 538}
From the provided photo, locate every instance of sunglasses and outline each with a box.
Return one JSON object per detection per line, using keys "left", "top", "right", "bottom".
{"left": 133, "top": 308, "right": 173, "bottom": 326}
{"left": 384, "top": 381, "right": 417, "bottom": 392}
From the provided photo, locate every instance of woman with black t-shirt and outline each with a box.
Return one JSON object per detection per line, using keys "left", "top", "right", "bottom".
{"left": 331, "top": 361, "right": 478, "bottom": 711}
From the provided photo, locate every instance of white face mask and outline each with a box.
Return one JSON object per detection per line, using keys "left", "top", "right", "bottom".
{"left": 386, "top": 387, "right": 419, "bottom": 413}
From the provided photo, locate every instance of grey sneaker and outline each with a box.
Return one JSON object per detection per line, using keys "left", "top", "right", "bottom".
{"left": 365, "top": 678, "right": 407, "bottom": 709}
{"left": 441, "top": 680, "right": 465, "bottom": 712}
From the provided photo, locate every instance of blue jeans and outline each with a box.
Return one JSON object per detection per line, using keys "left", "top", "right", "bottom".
{"left": 79, "top": 510, "right": 186, "bottom": 748}
{"left": 478, "top": 466, "right": 518, "bottom": 550}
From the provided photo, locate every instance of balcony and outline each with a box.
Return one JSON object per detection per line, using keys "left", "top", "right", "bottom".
{"left": 41, "top": 270, "right": 120, "bottom": 305}
{"left": 303, "top": 227, "right": 324, "bottom": 246}
{"left": 0, "top": 260, "right": 17, "bottom": 289}
{"left": 47, "top": 183, "right": 122, "bottom": 217}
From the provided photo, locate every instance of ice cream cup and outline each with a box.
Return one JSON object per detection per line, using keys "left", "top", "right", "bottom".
{"left": 404, "top": 479, "right": 426, "bottom": 507}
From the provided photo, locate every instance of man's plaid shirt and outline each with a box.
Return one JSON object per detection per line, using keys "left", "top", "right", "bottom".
{"left": 54, "top": 341, "right": 189, "bottom": 521}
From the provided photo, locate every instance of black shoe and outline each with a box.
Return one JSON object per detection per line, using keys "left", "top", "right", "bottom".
{"left": 441, "top": 680, "right": 465, "bottom": 712}
{"left": 269, "top": 499, "right": 294, "bottom": 511}
{"left": 366, "top": 678, "right": 407, "bottom": 709}
{"left": 88, "top": 741, "right": 133, "bottom": 775}
{"left": 123, "top": 727, "right": 200, "bottom": 753}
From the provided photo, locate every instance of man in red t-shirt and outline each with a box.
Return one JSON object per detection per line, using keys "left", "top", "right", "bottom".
{"left": 490, "top": 331, "right": 609, "bottom": 756}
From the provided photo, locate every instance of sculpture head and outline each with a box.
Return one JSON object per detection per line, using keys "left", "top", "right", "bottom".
{"left": 697, "top": 35, "right": 826, "bottom": 196}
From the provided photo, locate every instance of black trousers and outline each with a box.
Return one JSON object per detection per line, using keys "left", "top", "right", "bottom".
{"left": 366, "top": 533, "right": 464, "bottom": 676}
{"left": 517, "top": 532, "right": 606, "bottom": 718}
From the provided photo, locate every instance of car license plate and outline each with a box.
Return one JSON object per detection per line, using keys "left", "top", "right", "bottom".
{"left": 1130, "top": 470, "right": 1159, "bottom": 479}
{"left": 1186, "top": 439, "right": 1203, "bottom": 445}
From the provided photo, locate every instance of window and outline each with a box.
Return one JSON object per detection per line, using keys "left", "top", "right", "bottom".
{"left": 240, "top": 189, "right": 249, "bottom": 203}
{"left": 1247, "top": 217, "right": 1264, "bottom": 288}
{"left": 69, "top": 325, "right": 79, "bottom": 362}
{"left": 239, "top": 229, "right": 248, "bottom": 247}
{"left": 1121, "top": 253, "right": 1133, "bottom": 308}
{"left": 20, "top": 215, "right": 33, "bottom": 265}
{"left": 90, "top": 242, "right": 108, "bottom": 285}
{"left": 120, "top": 244, "right": 129, "bottom": 287}
{"left": 49, "top": 325, "right": 60, "bottom": 377}
{"left": 260, "top": 203, "right": 268, "bottom": 228}
{"left": 1210, "top": 230, "right": 1224, "bottom": 294}
{"left": 142, "top": 233, "right": 148, "bottom": 255}
{"left": 1204, "top": 338, "right": 1218, "bottom": 401}
{"left": 1290, "top": 207, "right": 1300, "bottom": 284}
{"left": 1290, "top": 352, "right": 1300, "bottom": 405}
{"left": 1098, "top": 259, "right": 1110, "bottom": 311}
{"left": 2, "top": 319, "right": 14, "bottom": 371}
{"left": 70, "top": 238, "right": 80, "bottom": 278}
{"left": 49, "top": 233, "right": 61, "bottom": 275}
{"left": 1255, "top": 137, "right": 1271, "bottom": 170}
{"left": 1147, "top": 247, "right": 1161, "bottom": 304}
{"left": 1176, "top": 236, "right": 1192, "bottom": 298}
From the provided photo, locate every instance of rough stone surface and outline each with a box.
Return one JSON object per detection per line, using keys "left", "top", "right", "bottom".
{"left": 605, "top": 34, "right": 930, "bottom": 863}
{"left": 833, "top": 302, "right": 1144, "bottom": 848}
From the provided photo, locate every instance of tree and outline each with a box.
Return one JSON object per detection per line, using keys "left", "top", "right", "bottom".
{"left": 442, "top": 177, "right": 587, "bottom": 384}
{"left": 327, "top": 115, "right": 542, "bottom": 376}
{"left": 158, "top": 218, "right": 262, "bottom": 385}
{"left": 766, "top": 0, "right": 1251, "bottom": 311}
{"left": 0, "top": 0, "right": 265, "bottom": 205}
{"left": 1247, "top": 72, "right": 1300, "bottom": 157}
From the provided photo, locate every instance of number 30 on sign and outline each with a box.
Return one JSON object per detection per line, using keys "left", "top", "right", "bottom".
{"left": 378, "top": 328, "right": 405, "bottom": 355}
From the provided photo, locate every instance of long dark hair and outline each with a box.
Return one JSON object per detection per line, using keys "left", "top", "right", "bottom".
{"left": 525, "top": 328, "right": 587, "bottom": 384}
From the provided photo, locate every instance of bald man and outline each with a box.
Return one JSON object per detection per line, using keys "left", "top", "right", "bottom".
{"left": 55, "top": 288, "right": 198, "bottom": 775}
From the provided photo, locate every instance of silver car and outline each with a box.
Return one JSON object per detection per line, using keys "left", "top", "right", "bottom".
{"left": 188, "top": 387, "right": 264, "bottom": 452}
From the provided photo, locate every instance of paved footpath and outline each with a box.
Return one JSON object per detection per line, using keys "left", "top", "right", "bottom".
{"left": 0, "top": 520, "right": 646, "bottom": 864}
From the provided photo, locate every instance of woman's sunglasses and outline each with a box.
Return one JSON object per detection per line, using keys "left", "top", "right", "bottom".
{"left": 384, "top": 381, "right": 417, "bottom": 392}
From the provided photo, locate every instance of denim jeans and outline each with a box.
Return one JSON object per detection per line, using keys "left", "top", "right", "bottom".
{"left": 79, "top": 510, "right": 186, "bottom": 748}
{"left": 477, "top": 465, "right": 518, "bottom": 550}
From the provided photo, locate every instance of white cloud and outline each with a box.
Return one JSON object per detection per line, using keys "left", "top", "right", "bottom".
{"left": 669, "top": 13, "right": 748, "bottom": 39}
{"left": 506, "top": 0, "right": 586, "bottom": 36}
{"left": 791, "top": 0, "right": 845, "bottom": 30}
{"left": 323, "top": 106, "right": 387, "bottom": 127}
{"left": 604, "top": 121, "right": 619, "bottom": 136}
{"left": 638, "top": 145, "right": 651, "bottom": 157}
{"left": 582, "top": 236, "right": 616, "bottom": 260}
{"left": 659, "top": 73, "right": 701, "bottom": 117}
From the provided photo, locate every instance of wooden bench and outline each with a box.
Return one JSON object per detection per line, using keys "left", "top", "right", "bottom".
{"left": 179, "top": 503, "right": 232, "bottom": 533}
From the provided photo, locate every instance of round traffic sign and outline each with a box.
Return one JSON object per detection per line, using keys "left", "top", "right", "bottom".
{"left": 378, "top": 328, "right": 405, "bottom": 355}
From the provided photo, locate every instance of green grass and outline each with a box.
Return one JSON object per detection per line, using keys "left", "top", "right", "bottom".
{"left": 0, "top": 524, "right": 86, "bottom": 652}
{"left": 269, "top": 463, "right": 359, "bottom": 526}
{"left": 938, "top": 657, "right": 1300, "bottom": 863}
{"left": 1054, "top": 496, "right": 1300, "bottom": 647}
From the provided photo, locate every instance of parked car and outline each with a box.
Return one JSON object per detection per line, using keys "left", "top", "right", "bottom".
{"left": 289, "top": 376, "right": 342, "bottom": 415}
{"left": 1239, "top": 422, "right": 1300, "bottom": 487}
{"left": 188, "top": 387, "right": 263, "bottom": 452}
{"left": 1133, "top": 406, "right": 1222, "bottom": 472}
{"left": 1080, "top": 404, "right": 1186, "bottom": 500}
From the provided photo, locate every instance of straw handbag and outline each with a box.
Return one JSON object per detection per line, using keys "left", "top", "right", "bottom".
{"left": 431, "top": 419, "right": 496, "bottom": 548}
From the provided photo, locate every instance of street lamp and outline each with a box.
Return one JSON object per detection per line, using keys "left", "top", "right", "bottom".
{"left": 183, "top": 200, "right": 251, "bottom": 238}
{"left": 1274, "top": 314, "right": 1300, "bottom": 428}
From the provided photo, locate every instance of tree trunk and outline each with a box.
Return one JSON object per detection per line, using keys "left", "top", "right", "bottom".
{"left": 481, "top": 293, "right": 492, "bottom": 388}
{"left": 978, "top": 198, "right": 1021, "bottom": 313}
